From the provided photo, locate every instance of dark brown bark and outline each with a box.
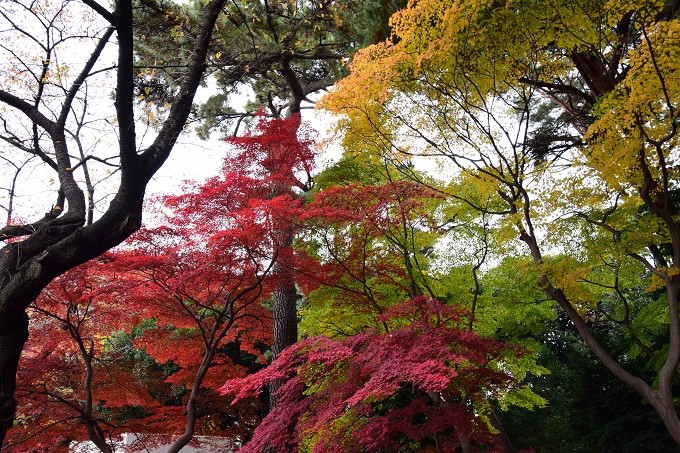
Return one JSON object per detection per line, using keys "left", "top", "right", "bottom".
{"left": 267, "top": 82, "right": 304, "bottom": 411}
{"left": 271, "top": 272, "right": 299, "bottom": 361}
{"left": 0, "top": 312, "right": 28, "bottom": 446}
{"left": 269, "top": 231, "right": 298, "bottom": 409}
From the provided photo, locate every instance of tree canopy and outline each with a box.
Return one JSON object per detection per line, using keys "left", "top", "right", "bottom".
{"left": 2, "top": 0, "right": 680, "bottom": 451}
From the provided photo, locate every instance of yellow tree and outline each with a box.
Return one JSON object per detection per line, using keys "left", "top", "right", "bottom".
{"left": 321, "top": 0, "right": 680, "bottom": 444}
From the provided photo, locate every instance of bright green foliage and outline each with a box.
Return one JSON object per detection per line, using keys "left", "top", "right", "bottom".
{"left": 474, "top": 257, "right": 553, "bottom": 339}
{"left": 311, "top": 154, "right": 385, "bottom": 189}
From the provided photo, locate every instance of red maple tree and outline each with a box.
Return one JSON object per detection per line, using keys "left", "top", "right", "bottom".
{"left": 222, "top": 111, "right": 316, "bottom": 369}
{"left": 219, "top": 178, "right": 531, "bottom": 452}
{"left": 7, "top": 257, "right": 161, "bottom": 452}
{"left": 294, "top": 180, "right": 446, "bottom": 330}
{"left": 222, "top": 297, "right": 525, "bottom": 453}
{"left": 6, "top": 113, "right": 316, "bottom": 451}
{"left": 4, "top": 112, "right": 312, "bottom": 451}
{"left": 117, "top": 111, "right": 316, "bottom": 450}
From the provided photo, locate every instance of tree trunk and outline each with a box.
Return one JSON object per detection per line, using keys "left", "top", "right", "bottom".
{"left": 525, "top": 238, "right": 680, "bottom": 446}
{"left": 269, "top": 231, "right": 298, "bottom": 409}
{"left": 548, "top": 277, "right": 680, "bottom": 446}
{"left": 265, "top": 114, "right": 304, "bottom": 411}
{"left": 0, "top": 311, "right": 28, "bottom": 446}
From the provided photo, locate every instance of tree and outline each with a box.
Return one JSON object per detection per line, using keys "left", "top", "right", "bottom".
{"left": 296, "top": 179, "right": 446, "bottom": 336}
{"left": 207, "top": 112, "right": 316, "bottom": 419}
{"left": 132, "top": 0, "right": 408, "bottom": 135}
{"left": 0, "top": 0, "right": 230, "bottom": 445}
{"left": 6, "top": 258, "right": 146, "bottom": 452}
{"left": 5, "top": 111, "right": 316, "bottom": 449}
{"left": 223, "top": 297, "right": 526, "bottom": 453}
{"left": 131, "top": 1, "right": 410, "bottom": 421}
{"left": 321, "top": 0, "right": 680, "bottom": 444}
{"left": 5, "top": 234, "right": 272, "bottom": 452}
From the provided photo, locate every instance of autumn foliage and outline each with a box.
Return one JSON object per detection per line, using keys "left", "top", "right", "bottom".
{"left": 9, "top": 257, "right": 151, "bottom": 450}
{"left": 222, "top": 297, "right": 523, "bottom": 452}
{"left": 6, "top": 113, "right": 316, "bottom": 450}
{"left": 8, "top": 110, "right": 535, "bottom": 451}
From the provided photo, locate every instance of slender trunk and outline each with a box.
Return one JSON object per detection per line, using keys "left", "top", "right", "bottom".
{"left": 458, "top": 434, "right": 472, "bottom": 453}
{"left": 526, "top": 240, "right": 680, "bottom": 446}
{"left": 168, "top": 304, "right": 242, "bottom": 452}
{"left": 489, "top": 407, "right": 517, "bottom": 453}
{"left": 433, "top": 433, "right": 443, "bottom": 453}
{"left": 75, "top": 334, "right": 112, "bottom": 453}
{"left": 166, "top": 352, "right": 214, "bottom": 453}
{"left": 646, "top": 278, "right": 680, "bottom": 445}
{"left": 426, "top": 390, "right": 474, "bottom": 453}
{"left": 0, "top": 311, "right": 28, "bottom": 446}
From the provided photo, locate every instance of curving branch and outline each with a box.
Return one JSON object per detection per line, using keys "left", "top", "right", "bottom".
{"left": 0, "top": 190, "right": 65, "bottom": 240}
{"left": 81, "top": 0, "right": 115, "bottom": 25}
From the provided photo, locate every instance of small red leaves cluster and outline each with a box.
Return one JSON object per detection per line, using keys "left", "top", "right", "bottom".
{"left": 295, "top": 180, "right": 445, "bottom": 311}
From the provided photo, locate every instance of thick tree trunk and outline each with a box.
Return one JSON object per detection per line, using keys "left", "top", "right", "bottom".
{"left": 271, "top": 278, "right": 298, "bottom": 361}
{"left": 648, "top": 393, "right": 680, "bottom": 446}
{"left": 265, "top": 114, "right": 304, "bottom": 411}
{"left": 269, "top": 231, "right": 298, "bottom": 409}
{"left": 0, "top": 311, "right": 28, "bottom": 446}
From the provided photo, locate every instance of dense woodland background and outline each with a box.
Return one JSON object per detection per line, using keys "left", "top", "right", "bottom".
{"left": 1, "top": 0, "right": 680, "bottom": 451}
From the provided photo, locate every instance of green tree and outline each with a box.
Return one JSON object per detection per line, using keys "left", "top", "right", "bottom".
{"left": 321, "top": 0, "right": 680, "bottom": 444}
{"left": 133, "top": 0, "right": 407, "bottom": 136}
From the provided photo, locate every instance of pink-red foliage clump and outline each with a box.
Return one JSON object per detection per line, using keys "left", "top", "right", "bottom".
{"left": 222, "top": 297, "right": 524, "bottom": 452}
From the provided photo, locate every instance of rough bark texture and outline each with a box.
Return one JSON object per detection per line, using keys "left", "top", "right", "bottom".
{"left": 269, "top": 231, "right": 298, "bottom": 410}
{"left": 0, "top": 312, "right": 28, "bottom": 444}
{"left": 266, "top": 91, "right": 304, "bottom": 412}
